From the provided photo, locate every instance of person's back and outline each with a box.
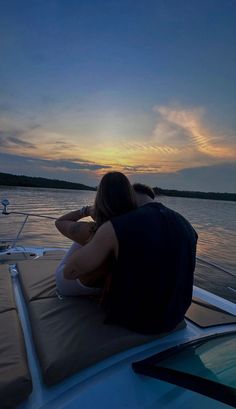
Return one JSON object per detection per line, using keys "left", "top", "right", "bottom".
{"left": 107, "top": 202, "right": 197, "bottom": 334}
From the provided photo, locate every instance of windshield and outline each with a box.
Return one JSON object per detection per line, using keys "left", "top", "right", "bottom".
{"left": 133, "top": 332, "right": 236, "bottom": 407}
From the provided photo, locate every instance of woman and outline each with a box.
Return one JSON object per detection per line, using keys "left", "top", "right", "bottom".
{"left": 55, "top": 172, "right": 137, "bottom": 296}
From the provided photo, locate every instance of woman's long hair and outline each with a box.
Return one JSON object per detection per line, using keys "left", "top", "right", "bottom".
{"left": 94, "top": 172, "right": 137, "bottom": 229}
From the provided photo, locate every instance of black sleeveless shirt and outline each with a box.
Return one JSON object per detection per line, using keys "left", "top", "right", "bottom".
{"left": 107, "top": 202, "right": 197, "bottom": 334}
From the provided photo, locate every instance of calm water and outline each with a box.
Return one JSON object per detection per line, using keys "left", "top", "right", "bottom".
{"left": 0, "top": 186, "right": 235, "bottom": 303}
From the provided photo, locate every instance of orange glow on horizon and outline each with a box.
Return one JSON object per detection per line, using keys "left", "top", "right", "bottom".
{"left": 1, "top": 105, "right": 235, "bottom": 178}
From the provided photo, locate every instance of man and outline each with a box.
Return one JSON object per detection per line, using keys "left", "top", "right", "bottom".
{"left": 133, "top": 182, "right": 156, "bottom": 203}
{"left": 64, "top": 180, "right": 197, "bottom": 335}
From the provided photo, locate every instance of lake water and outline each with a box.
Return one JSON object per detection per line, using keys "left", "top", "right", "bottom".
{"left": 0, "top": 186, "right": 235, "bottom": 303}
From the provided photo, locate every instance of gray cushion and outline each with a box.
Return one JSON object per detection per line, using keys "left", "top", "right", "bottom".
{"left": 17, "top": 259, "right": 60, "bottom": 301}
{"left": 28, "top": 296, "right": 164, "bottom": 385}
{"left": 17, "top": 259, "right": 186, "bottom": 386}
{"left": 0, "top": 264, "right": 32, "bottom": 408}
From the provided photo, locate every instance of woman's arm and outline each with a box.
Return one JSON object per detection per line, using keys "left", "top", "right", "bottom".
{"left": 55, "top": 206, "right": 95, "bottom": 244}
{"left": 63, "top": 221, "right": 118, "bottom": 280}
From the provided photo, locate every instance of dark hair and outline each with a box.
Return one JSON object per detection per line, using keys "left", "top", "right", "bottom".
{"left": 133, "top": 183, "right": 155, "bottom": 200}
{"left": 95, "top": 172, "right": 137, "bottom": 228}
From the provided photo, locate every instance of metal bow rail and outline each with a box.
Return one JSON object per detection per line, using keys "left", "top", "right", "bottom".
{"left": 1, "top": 199, "right": 56, "bottom": 249}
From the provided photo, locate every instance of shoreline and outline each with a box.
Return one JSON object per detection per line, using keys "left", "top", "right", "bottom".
{"left": 0, "top": 172, "right": 235, "bottom": 201}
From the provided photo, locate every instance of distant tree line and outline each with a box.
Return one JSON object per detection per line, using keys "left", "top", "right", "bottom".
{"left": 154, "top": 187, "right": 236, "bottom": 202}
{"left": 0, "top": 172, "right": 96, "bottom": 191}
{"left": 0, "top": 172, "right": 235, "bottom": 201}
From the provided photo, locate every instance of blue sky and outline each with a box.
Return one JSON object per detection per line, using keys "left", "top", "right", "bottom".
{"left": 0, "top": 0, "right": 235, "bottom": 191}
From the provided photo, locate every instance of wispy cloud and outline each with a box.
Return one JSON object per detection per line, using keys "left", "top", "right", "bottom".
{"left": 1, "top": 104, "right": 235, "bottom": 182}
{"left": 0, "top": 152, "right": 111, "bottom": 173}
{"left": 39, "top": 159, "right": 111, "bottom": 171}
{"left": 101, "top": 104, "right": 236, "bottom": 174}
{"left": 0, "top": 131, "right": 36, "bottom": 148}
{"left": 153, "top": 105, "right": 236, "bottom": 160}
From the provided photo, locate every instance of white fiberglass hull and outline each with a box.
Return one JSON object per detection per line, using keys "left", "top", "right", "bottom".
{"left": 0, "top": 246, "right": 66, "bottom": 263}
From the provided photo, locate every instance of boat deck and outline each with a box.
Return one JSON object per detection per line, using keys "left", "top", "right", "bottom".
{"left": 0, "top": 257, "right": 236, "bottom": 409}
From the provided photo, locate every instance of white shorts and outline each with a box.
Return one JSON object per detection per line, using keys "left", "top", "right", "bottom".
{"left": 55, "top": 242, "right": 101, "bottom": 296}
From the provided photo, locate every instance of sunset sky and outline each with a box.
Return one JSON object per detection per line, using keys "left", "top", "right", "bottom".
{"left": 0, "top": 0, "right": 236, "bottom": 192}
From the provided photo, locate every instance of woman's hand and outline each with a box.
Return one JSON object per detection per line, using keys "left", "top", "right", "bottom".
{"left": 86, "top": 205, "right": 95, "bottom": 220}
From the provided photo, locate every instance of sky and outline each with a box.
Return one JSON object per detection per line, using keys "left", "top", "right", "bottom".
{"left": 0, "top": 0, "right": 236, "bottom": 192}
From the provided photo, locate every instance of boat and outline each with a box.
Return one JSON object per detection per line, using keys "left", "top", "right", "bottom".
{"left": 0, "top": 199, "right": 236, "bottom": 409}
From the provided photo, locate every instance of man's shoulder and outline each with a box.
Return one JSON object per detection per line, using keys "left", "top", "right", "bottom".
{"left": 93, "top": 221, "right": 118, "bottom": 256}
{"left": 95, "top": 220, "right": 115, "bottom": 237}
{"left": 96, "top": 220, "right": 120, "bottom": 243}
{"left": 111, "top": 207, "right": 141, "bottom": 224}
{"left": 160, "top": 205, "right": 198, "bottom": 239}
{"left": 111, "top": 203, "right": 160, "bottom": 224}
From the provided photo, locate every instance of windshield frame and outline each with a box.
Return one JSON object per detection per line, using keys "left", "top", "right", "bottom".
{"left": 132, "top": 331, "right": 236, "bottom": 407}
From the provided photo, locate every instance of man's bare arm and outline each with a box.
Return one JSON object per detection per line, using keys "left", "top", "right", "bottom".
{"left": 63, "top": 221, "right": 118, "bottom": 279}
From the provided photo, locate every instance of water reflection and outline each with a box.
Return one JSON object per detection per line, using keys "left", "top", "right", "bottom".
{"left": 160, "top": 196, "right": 236, "bottom": 273}
{"left": 0, "top": 187, "right": 235, "bottom": 301}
